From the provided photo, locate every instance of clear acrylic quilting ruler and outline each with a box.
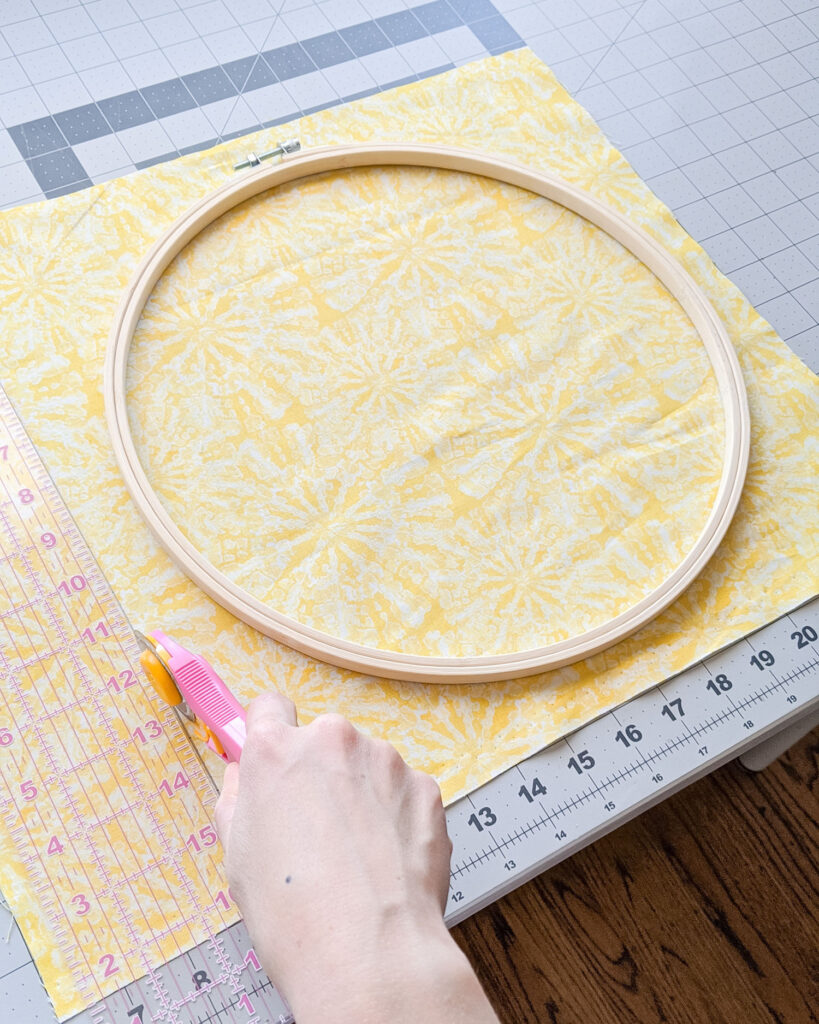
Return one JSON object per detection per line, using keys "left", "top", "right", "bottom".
{"left": 0, "top": 382, "right": 255, "bottom": 1021}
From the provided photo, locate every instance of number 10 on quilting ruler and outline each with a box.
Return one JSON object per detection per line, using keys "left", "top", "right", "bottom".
{"left": 0, "top": 384, "right": 277, "bottom": 1023}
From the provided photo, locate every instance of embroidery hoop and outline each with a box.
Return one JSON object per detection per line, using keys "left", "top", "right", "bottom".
{"left": 104, "top": 143, "right": 750, "bottom": 683}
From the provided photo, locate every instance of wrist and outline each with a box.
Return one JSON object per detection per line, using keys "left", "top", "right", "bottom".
{"left": 278, "top": 914, "right": 495, "bottom": 1024}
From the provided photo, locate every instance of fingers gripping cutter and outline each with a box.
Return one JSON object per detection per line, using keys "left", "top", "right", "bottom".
{"left": 136, "top": 630, "right": 246, "bottom": 763}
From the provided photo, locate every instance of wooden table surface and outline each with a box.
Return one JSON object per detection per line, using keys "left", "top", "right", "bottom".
{"left": 454, "top": 729, "right": 818, "bottom": 1024}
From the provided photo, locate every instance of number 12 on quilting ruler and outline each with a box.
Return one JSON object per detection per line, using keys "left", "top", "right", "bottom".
{"left": 0, "top": 384, "right": 268, "bottom": 1022}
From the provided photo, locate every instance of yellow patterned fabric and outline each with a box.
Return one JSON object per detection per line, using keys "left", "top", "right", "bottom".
{"left": 2, "top": 47, "right": 817, "bottom": 795}
{"left": 2, "top": 43, "right": 818, "bottom": 790}
{"left": 0, "top": 50, "right": 817, "bottom": 1014}
{"left": 131, "top": 160, "right": 725, "bottom": 659}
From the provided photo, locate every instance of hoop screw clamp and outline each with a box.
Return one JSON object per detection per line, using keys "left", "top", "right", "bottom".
{"left": 234, "top": 138, "right": 301, "bottom": 171}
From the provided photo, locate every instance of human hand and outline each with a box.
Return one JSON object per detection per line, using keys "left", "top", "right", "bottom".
{"left": 214, "top": 693, "right": 498, "bottom": 1023}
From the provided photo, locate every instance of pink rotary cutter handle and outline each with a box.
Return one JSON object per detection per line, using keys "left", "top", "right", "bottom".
{"left": 137, "top": 629, "right": 246, "bottom": 763}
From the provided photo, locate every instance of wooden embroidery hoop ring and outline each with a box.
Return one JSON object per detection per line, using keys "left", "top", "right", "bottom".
{"left": 105, "top": 143, "right": 750, "bottom": 684}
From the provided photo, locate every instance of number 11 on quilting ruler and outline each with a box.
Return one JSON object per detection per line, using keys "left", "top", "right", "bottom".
{"left": 0, "top": 384, "right": 276, "bottom": 1023}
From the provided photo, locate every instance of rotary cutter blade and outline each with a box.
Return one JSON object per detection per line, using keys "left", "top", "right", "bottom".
{"left": 135, "top": 630, "right": 247, "bottom": 765}
{"left": 135, "top": 630, "right": 192, "bottom": 717}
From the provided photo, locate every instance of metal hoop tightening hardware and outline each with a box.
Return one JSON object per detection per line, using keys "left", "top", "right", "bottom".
{"left": 234, "top": 138, "right": 301, "bottom": 171}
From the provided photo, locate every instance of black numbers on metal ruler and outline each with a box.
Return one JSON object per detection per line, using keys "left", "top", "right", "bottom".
{"left": 445, "top": 602, "right": 819, "bottom": 924}
{"left": 567, "top": 749, "right": 594, "bottom": 774}
{"left": 518, "top": 777, "right": 547, "bottom": 803}
{"left": 706, "top": 673, "right": 732, "bottom": 695}
{"left": 467, "top": 807, "right": 497, "bottom": 831}
{"left": 466, "top": 628, "right": 811, "bottom": 858}
{"left": 792, "top": 624, "right": 817, "bottom": 648}
{"left": 614, "top": 724, "right": 642, "bottom": 747}
{"left": 661, "top": 697, "right": 685, "bottom": 721}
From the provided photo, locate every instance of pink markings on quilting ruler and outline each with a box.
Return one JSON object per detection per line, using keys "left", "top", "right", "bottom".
{"left": 0, "top": 385, "right": 257, "bottom": 1023}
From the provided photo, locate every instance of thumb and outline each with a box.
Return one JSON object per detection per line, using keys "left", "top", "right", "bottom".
{"left": 214, "top": 760, "right": 240, "bottom": 847}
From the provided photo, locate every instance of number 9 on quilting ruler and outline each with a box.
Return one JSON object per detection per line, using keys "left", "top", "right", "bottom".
{"left": 0, "top": 384, "right": 284, "bottom": 1023}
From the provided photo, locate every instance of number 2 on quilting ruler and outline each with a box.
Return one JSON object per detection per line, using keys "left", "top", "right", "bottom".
{"left": 0, "top": 385, "right": 255, "bottom": 1021}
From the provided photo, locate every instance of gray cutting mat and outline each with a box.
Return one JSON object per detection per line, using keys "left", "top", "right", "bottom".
{"left": 0, "top": 0, "right": 817, "bottom": 1019}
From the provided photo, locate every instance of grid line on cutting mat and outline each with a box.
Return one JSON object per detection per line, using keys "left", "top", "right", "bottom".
{"left": 0, "top": 0, "right": 816, "bottom": 369}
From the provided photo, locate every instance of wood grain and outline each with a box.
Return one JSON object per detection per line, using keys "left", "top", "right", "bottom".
{"left": 453, "top": 729, "right": 819, "bottom": 1024}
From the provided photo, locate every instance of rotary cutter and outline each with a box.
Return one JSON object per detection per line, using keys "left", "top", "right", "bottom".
{"left": 136, "top": 630, "right": 247, "bottom": 763}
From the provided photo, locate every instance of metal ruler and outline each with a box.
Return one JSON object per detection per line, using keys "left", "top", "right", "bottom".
{"left": 0, "top": 382, "right": 816, "bottom": 1024}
